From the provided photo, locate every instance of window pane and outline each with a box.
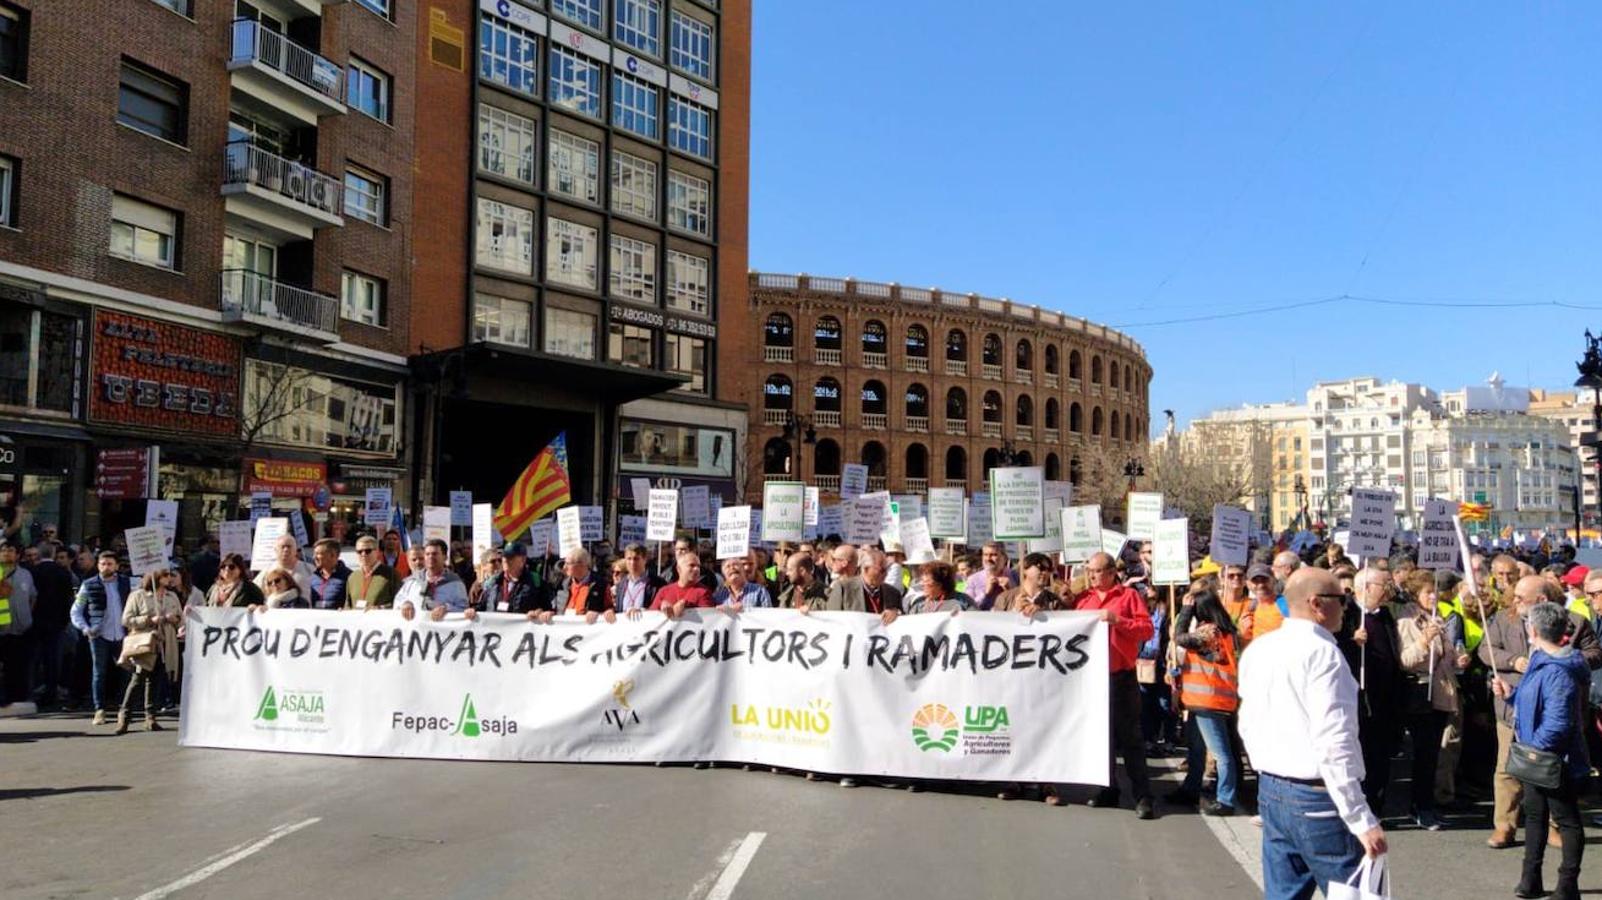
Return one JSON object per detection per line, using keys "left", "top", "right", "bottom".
{"left": 0, "top": 304, "right": 31, "bottom": 407}
{"left": 668, "top": 97, "right": 711, "bottom": 159}
{"left": 610, "top": 150, "right": 657, "bottom": 220}
{"left": 478, "top": 105, "right": 538, "bottom": 184}
{"left": 473, "top": 294, "right": 531, "bottom": 348}
{"left": 475, "top": 198, "right": 535, "bottom": 275}
{"left": 611, "top": 73, "right": 659, "bottom": 139}
{"left": 478, "top": 16, "right": 539, "bottom": 96}
{"left": 666, "top": 251, "right": 709, "bottom": 315}
{"left": 667, "top": 170, "right": 710, "bottom": 235}
{"left": 608, "top": 234, "right": 656, "bottom": 302}
{"left": 343, "top": 168, "right": 385, "bottom": 225}
{"left": 118, "top": 62, "right": 184, "bottom": 143}
{"left": 0, "top": 156, "right": 13, "bottom": 227}
{"left": 669, "top": 11, "right": 713, "bottom": 81}
{"left": 548, "top": 46, "right": 602, "bottom": 119}
{"left": 544, "top": 308, "right": 596, "bottom": 359}
{"left": 608, "top": 323, "right": 654, "bottom": 368}
{"left": 666, "top": 334, "right": 706, "bottom": 393}
{"left": 552, "top": 0, "right": 603, "bottom": 31}
{"left": 546, "top": 217, "right": 599, "bottom": 289}
{"left": 548, "top": 130, "right": 600, "bottom": 204}
{"left": 613, "top": 0, "right": 660, "bottom": 57}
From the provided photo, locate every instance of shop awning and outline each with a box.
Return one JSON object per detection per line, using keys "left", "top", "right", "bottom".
{"left": 411, "top": 344, "right": 688, "bottom": 405}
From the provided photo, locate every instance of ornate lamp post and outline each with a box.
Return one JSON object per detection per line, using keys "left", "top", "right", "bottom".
{"left": 1574, "top": 330, "right": 1602, "bottom": 531}
{"left": 782, "top": 413, "right": 816, "bottom": 480}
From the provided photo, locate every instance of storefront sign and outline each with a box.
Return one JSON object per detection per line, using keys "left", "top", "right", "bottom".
{"left": 665, "top": 316, "right": 717, "bottom": 339}
{"left": 609, "top": 304, "right": 665, "bottom": 329}
{"left": 89, "top": 310, "right": 240, "bottom": 437}
{"left": 242, "top": 458, "right": 328, "bottom": 500}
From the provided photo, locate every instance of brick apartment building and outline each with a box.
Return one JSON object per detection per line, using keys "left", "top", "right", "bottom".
{"left": 0, "top": 0, "right": 417, "bottom": 545}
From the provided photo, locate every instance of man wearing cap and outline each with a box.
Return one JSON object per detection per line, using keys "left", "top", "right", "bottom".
{"left": 1243, "top": 563, "right": 1281, "bottom": 638}
{"left": 478, "top": 542, "right": 550, "bottom": 618}
{"left": 1561, "top": 565, "right": 1592, "bottom": 621}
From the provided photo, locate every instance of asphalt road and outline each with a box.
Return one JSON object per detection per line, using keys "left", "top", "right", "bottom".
{"left": 1, "top": 713, "right": 1594, "bottom": 899}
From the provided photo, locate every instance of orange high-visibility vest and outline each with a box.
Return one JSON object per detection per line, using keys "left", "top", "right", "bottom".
{"left": 1179, "top": 636, "right": 1240, "bottom": 714}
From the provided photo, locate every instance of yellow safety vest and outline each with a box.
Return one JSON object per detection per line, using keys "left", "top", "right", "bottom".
{"left": 1440, "top": 596, "right": 1482, "bottom": 654}
{"left": 1569, "top": 595, "right": 1593, "bottom": 623}
{"left": 0, "top": 569, "right": 11, "bottom": 628}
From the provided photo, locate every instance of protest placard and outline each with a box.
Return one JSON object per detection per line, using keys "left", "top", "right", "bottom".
{"left": 1061, "top": 505, "right": 1103, "bottom": 563}
{"left": 717, "top": 505, "right": 753, "bottom": 559}
{"left": 967, "top": 493, "right": 994, "bottom": 546}
{"left": 840, "top": 464, "right": 869, "bottom": 501}
{"left": 630, "top": 478, "right": 652, "bottom": 511}
{"left": 289, "top": 511, "right": 309, "bottom": 549}
{"left": 364, "top": 488, "right": 392, "bottom": 526}
{"left": 927, "top": 487, "right": 966, "bottom": 539}
{"left": 762, "top": 481, "right": 806, "bottom": 543}
{"left": 681, "top": 486, "right": 711, "bottom": 529}
{"left": 1419, "top": 499, "right": 1460, "bottom": 571}
{"left": 893, "top": 494, "right": 922, "bottom": 520}
{"left": 423, "top": 506, "right": 451, "bottom": 544}
{"left": 145, "top": 499, "right": 179, "bottom": 557}
{"left": 818, "top": 504, "right": 845, "bottom": 539}
{"left": 619, "top": 516, "right": 646, "bottom": 547}
{"left": 1153, "top": 518, "right": 1191, "bottom": 585}
{"left": 249, "top": 491, "right": 273, "bottom": 525}
{"left": 804, "top": 487, "right": 820, "bottom": 527}
{"left": 471, "top": 503, "right": 494, "bottom": 562}
{"left": 1029, "top": 497, "right": 1065, "bottom": 555}
{"left": 250, "top": 518, "right": 288, "bottom": 573}
{"left": 1346, "top": 489, "right": 1397, "bottom": 559}
{"left": 1126, "top": 492, "right": 1163, "bottom": 542}
{"left": 579, "top": 506, "right": 604, "bottom": 542}
{"left": 1100, "top": 528, "right": 1129, "bottom": 559}
{"left": 526, "top": 518, "right": 553, "bottom": 558}
{"left": 990, "top": 467, "right": 1046, "bottom": 540}
{"left": 1209, "top": 504, "right": 1253, "bottom": 567}
{"left": 556, "top": 507, "right": 584, "bottom": 558}
{"left": 219, "top": 520, "right": 252, "bottom": 561}
{"left": 125, "top": 525, "right": 167, "bottom": 577}
{"left": 848, "top": 493, "right": 888, "bottom": 545}
{"left": 647, "top": 489, "right": 679, "bottom": 542}
{"left": 450, "top": 491, "right": 473, "bottom": 527}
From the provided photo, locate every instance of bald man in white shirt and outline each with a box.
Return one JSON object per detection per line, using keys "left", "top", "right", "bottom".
{"left": 1239, "top": 567, "right": 1386, "bottom": 900}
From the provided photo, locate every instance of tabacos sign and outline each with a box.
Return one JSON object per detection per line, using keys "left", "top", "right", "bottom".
{"left": 252, "top": 686, "right": 329, "bottom": 733}
{"left": 391, "top": 693, "right": 518, "bottom": 738}
{"left": 910, "top": 703, "right": 1012, "bottom": 757}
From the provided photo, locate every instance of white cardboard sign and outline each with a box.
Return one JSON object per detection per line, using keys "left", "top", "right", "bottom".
{"left": 1209, "top": 504, "right": 1253, "bottom": 567}
{"left": 1126, "top": 492, "right": 1164, "bottom": 542}
{"left": 717, "top": 505, "right": 753, "bottom": 560}
{"left": 1153, "top": 518, "right": 1191, "bottom": 585}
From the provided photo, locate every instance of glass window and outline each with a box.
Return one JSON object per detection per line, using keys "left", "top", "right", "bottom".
{"left": 608, "top": 322, "right": 654, "bottom": 368}
{"left": 474, "top": 198, "right": 535, "bottom": 275}
{"left": 109, "top": 194, "right": 178, "bottom": 269}
{"left": 548, "top": 130, "right": 600, "bottom": 205}
{"left": 667, "top": 96, "right": 711, "bottom": 159}
{"left": 0, "top": 305, "right": 78, "bottom": 414}
{"left": 341, "top": 270, "right": 386, "bottom": 327}
{"left": 151, "top": 0, "right": 191, "bottom": 14}
{"left": 343, "top": 166, "right": 387, "bottom": 225}
{"left": 551, "top": 0, "right": 603, "bottom": 31}
{"left": 667, "top": 170, "right": 710, "bottom": 236}
{"left": 0, "top": 155, "right": 13, "bottom": 227}
{"left": 0, "top": 3, "right": 26, "bottom": 82}
{"left": 608, "top": 234, "right": 656, "bottom": 302}
{"left": 479, "top": 14, "right": 540, "bottom": 96}
{"left": 546, "top": 217, "right": 599, "bottom": 289}
{"left": 613, "top": 0, "right": 660, "bottom": 57}
{"left": 611, "top": 72, "right": 659, "bottom": 139}
{"left": 610, "top": 150, "right": 657, "bottom": 221}
{"left": 473, "top": 294, "right": 531, "bottom": 348}
{"left": 548, "top": 45, "right": 602, "bottom": 119}
{"left": 346, "top": 56, "right": 390, "bottom": 122}
{"left": 669, "top": 10, "right": 713, "bottom": 81}
{"left": 118, "top": 60, "right": 186, "bottom": 143}
{"left": 478, "top": 105, "right": 538, "bottom": 184}
{"left": 544, "top": 307, "right": 596, "bottom": 359}
{"left": 666, "top": 250, "right": 709, "bottom": 316}
{"left": 665, "top": 333, "right": 707, "bottom": 393}
{"left": 245, "top": 360, "right": 399, "bottom": 454}
{"left": 354, "top": 0, "right": 390, "bottom": 18}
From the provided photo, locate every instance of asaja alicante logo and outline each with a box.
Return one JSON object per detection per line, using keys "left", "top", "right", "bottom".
{"left": 391, "top": 693, "right": 518, "bottom": 738}
{"left": 910, "top": 703, "right": 960, "bottom": 752}
{"left": 252, "top": 686, "right": 328, "bottom": 732}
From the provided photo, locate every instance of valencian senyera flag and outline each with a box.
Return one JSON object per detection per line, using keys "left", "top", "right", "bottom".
{"left": 1458, "top": 502, "right": 1491, "bottom": 523}
{"left": 493, "top": 433, "right": 573, "bottom": 540}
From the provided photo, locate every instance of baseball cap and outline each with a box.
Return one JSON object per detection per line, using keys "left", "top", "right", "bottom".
{"left": 1247, "top": 563, "right": 1274, "bottom": 581}
{"left": 503, "top": 542, "right": 528, "bottom": 558}
{"left": 1562, "top": 565, "right": 1590, "bottom": 587}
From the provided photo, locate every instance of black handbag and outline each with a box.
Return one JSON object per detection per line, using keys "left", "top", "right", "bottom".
{"left": 1506, "top": 740, "right": 1563, "bottom": 790}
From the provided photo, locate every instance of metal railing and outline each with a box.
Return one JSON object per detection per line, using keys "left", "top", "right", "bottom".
{"left": 815, "top": 410, "right": 842, "bottom": 427}
{"left": 906, "top": 415, "right": 929, "bottom": 433}
{"left": 762, "top": 408, "right": 791, "bottom": 426}
{"left": 862, "top": 351, "right": 887, "bottom": 369}
{"left": 223, "top": 141, "right": 343, "bottom": 217}
{"left": 905, "top": 356, "right": 929, "bottom": 373}
{"left": 815, "top": 348, "right": 842, "bottom": 365}
{"left": 763, "top": 345, "right": 794, "bottom": 363}
{"left": 230, "top": 20, "right": 344, "bottom": 105}
{"left": 946, "top": 359, "right": 967, "bottom": 377}
{"left": 862, "top": 413, "right": 887, "bottom": 430}
{"left": 219, "top": 269, "right": 338, "bottom": 334}
{"left": 945, "top": 418, "right": 967, "bottom": 435}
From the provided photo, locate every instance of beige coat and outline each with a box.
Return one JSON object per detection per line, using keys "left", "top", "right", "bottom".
{"left": 1395, "top": 602, "right": 1458, "bottom": 713}
{"left": 122, "top": 588, "right": 182, "bottom": 673}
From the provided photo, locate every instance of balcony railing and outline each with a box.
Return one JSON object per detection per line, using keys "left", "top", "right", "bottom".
{"left": 815, "top": 410, "right": 842, "bottom": 428}
{"left": 763, "top": 345, "right": 794, "bottom": 363}
{"left": 906, "top": 415, "right": 929, "bottom": 433}
{"left": 862, "top": 413, "right": 887, "bottom": 430}
{"left": 1090, "top": 383, "right": 1103, "bottom": 398}
{"left": 943, "top": 478, "right": 967, "bottom": 489}
{"left": 230, "top": 20, "right": 345, "bottom": 105}
{"left": 946, "top": 418, "right": 967, "bottom": 435}
{"left": 219, "top": 269, "right": 338, "bottom": 337}
{"left": 1016, "top": 425, "right": 1034, "bottom": 442}
{"left": 815, "top": 475, "right": 841, "bottom": 493}
{"left": 862, "top": 351, "right": 887, "bottom": 369}
{"left": 762, "top": 408, "right": 791, "bottom": 426}
{"left": 947, "top": 359, "right": 967, "bottom": 377}
{"left": 1044, "top": 428, "right": 1060, "bottom": 444}
{"left": 906, "top": 356, "right": 929, "bottom": 373}
{"left": 867, "top": 476, "right": 887, "bottom": 493}
{"left": 981, "top": 421, "right": 1002, "bottom": 438}
{"left": 982, "top": 363, "right": 1003, "bottom": 380}
{"left": 223, "top": 141, "right": 343, "bottom": 218}
{"left": 905, "top": 478, "right": 928, "bottom": 494}
{"left": 815, "top": 348, "right": 842, "bottom": 365}
{"left": 1068, "top": 377, "right": 1083, "bottom": 392}
{"left": 1044, "top": 373, "right": 1059, "bottom": 389}
{"left": 1014, "top": 371, "right": 1032, "bottom": 385}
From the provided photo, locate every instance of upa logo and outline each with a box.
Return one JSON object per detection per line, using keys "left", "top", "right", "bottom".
{"left": 392, "top": 693, "right": 518, "bottom": 738}
{"left": 252, "top": 686, "right": 328, "bottom": 732}
{"left": 910, "top": 703, "right": 960, "bottom": 753}
{"left": 965, "top": 705, "right": 1010, "bottom": 733}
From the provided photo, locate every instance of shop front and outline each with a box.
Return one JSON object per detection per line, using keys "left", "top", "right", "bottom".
{"left": 615, "top": 397, "right": 747, "bottom": 521}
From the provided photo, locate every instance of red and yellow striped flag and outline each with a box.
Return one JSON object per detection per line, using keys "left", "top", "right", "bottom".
{"left": 1459, "top": 502, "right": 1491, "bottom": 523}
{"left": 493, "top": 433, "right": 573, "bottom": 540}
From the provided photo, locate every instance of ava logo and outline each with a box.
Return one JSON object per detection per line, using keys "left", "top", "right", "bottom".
{"left": 911, "top": 703, "right": 960, "bottom": 753}
{"left": 601, "top": 679, "right": 642, "bottom": 732}
{"left": 254, "top": 686, "right": 278, "bottom": 721}
{"left": 612, "top": 679, "right": 634, "bottom": 709}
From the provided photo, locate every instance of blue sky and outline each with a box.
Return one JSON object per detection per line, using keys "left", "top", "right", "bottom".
{"left": 747, "top": 1, "right": 1602, "bottom": 431}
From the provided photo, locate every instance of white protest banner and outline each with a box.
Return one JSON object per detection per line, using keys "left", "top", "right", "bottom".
{"left": 927, "top": 487, "right": 966, "bottom": 540}
{"left": 249, "top": 491, "right": 273, "bottom": 525}
{"left": 1100, "top": 528, "right": 1129, "bottom": 559}
{"left": 423, "top": 506, "right": 452, "bottom": 544}
{"left": 967, "top": 494, "right": 994, "bottom": 546}
{"left": 364, "top": 488, "right": 392, "bottom": 526}
{"left": 219, "top": 520, "right": 253, "bottom": 561}
{"left": 526, "top": 518, "right": 554, "bottom": 558}
{"left": 471, "top": 503, "right": 494, "bottom": 562}
{"left": 619, "top": 516, "right": 647, "bottom": 547}
{"left": 1345, "top": 489, "right": 1397, "bottom": 559}
{"left": 990, "top": 467, "right": 1046, "bottom": 540}
{"left": 900, "top": 516, "right": 937, "bottom": 564}
{"left": 1126, "top": 492, "right": 1163, "bottom": 542}
{"left": 681, "top": 486, "right": 711, "bottom": 529}
{"left": 716, "top": 505, "right": 752, "bottom": 559}
{"left": 1061, "top": 505, "right": 1103, "bottom": 564}
{"left": 450, "top": 491, "right": 473, "bottom": 527}
{"left": 818, "top": 504, "right": 845, "bottom": 539}
{"left": 579, "top": 506, "right": 604, "bottom": 543}
{"left": 630, "top": 478, "right": 652, "bottom": 511}
{"left": 180, "top": 607, "right": 1110, "bottom": 784}
{"left": 250, "top": 518, "right": 289, "bottom": 573}
{"left": 1028, "top": 497, "right": 1065, "bottom": 555}
{"left": 1208, "top": 504, "right": 1253, "bottom": 568}
{"left": 762, "top": 481, "right": 806, "bottom": 543}
{"left": 125, "top": 525, "right": 168, "bottom": 577}
{"left": 556, "top": 507, "right": 584, "bottom": 558}
{"left": 145, "top": 499, "right": 179, "bottom": 557}
{"left": 803, "top": 487, "right": 820, "bottom": 527}
{"left": 289, "top": 511, "right": 310, "bottom": 549}
{"left": 893, "top": 495, "right": 923, "bottom": 521}
{"left": 646, "top": 489, "right": 679, "bottom": 542}
{"left": 847, "top": 493, "right": 888, "bottom": 546}
{"left": 1153, "top": 518, "right": 1191, "bottom": 585}
{"left": 840, "top": 464, "right": 869, "bottom": 501}
{"left": 1419, "top": 499, "right": 1460, "bottom": 571}
{"left": 1453, "top": 515, "right": 1478, "bottom": 597}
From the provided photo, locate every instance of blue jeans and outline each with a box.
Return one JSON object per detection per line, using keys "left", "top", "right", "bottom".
{"left": 1182, "top": 713, "right": 1239, "bottom": 808}
{"left": 88, "top": 636, "right": 122, "bottom": 712}
{"left": 1259, "top": 773, "right": 1363, "bottom": 900}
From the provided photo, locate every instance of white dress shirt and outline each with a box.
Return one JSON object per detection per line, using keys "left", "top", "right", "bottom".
{"left": 1238, "top": 617, "right": 1378, "bottom": 836}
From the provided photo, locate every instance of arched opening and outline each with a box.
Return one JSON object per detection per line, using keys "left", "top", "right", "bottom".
{"left": 1045, "top": 452, "right": 1061, "bottom": 481}
{"left": 982, "top": 390, "right": 1003, "bottom": 424}
{"left": 862, "top": 320, "right": 887, "bottom": 356}
{"left": 861, "top": 441, "right": 887, "bottom": 477}
{"left": 945, "top": 329, "right": 966, "bottom": 362}
{"left": 763, "top": 374, "right": 793, "bottom": 411}
{"left": 1092, "top": 406, "right": 1104, "bottom": 436}
{"left": 763, "top": 438, "right": 792, "bottom": 475}
{"left": 813, "top": 439, "right": 841, "bottom": 477}
{"left": 1091, "top": 355, "right": 1103, "bottom": 385}
{"left": 763, "top": 313, "right": 793, "bottom": 348}
{"left": 1069, "top": 349, "right": 1083, "bottom": 379}
{"left": 1125, "top": 412, "right": 1135, "bottom": 442}
{"left": 1044, "top": 344, "right": 1059, "bottom": 375}
{"left": 1016, "top": 394, "right": 1033, "bottom": 426}
{"left": 1015, "top": 450, "right": 1033, "bottom": 467}
{"left": 1045, "top": 398, "right": 1060, "bottom": 430}
{"left": 945, "top": 446, "right": 967, "bottom": 482}
{"left": 1124, "top": 366, "right": 1134, "bottom": 393}
{"left": 906, "top": 383, "right": 929, "bottom": 418}
{"left": 814, "top": 316, "right": 842, "bottom": 352}
{"left": 946, "top": 386, "right": 967, "bottom": 420}
{"left": 1015, "top": 339, "right": 1033, "bottom": 372}
{"left": 982, "top": 447, "right": 1001, "bottom": 476}
{"left": 905, "top": 325, "right": 929, "bottom": 360}
{"left": 814, "top": 377, "right": 842, "bottom": 413}
{"left": 1109, "top": 361, "right": 1120, "bottom": 392}
{"left": 1070, "top": 456, "right": 1082, "bottom": 486}
{"left": 905, "top": 443, "right": 928, "bottom": 480}
{"left": 861, "top": 379, "right": 887, "bottom": 415}
{"left": 1110, "top": 413, "right": 1122, "bottom": 440}
{"left": 1070, "top": 402, "right": 1083, "bottom": 433}
{"left": 982, "top": 333, "right": 1002, "bottom": 366}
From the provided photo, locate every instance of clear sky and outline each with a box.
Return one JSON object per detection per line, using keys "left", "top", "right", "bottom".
{"left": 747, "top": 1, "right": 1602, "bottom": 432}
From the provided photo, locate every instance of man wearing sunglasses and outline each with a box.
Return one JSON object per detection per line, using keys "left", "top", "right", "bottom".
{"left": 347, "top": 535, "right": 398, "bottom": 610}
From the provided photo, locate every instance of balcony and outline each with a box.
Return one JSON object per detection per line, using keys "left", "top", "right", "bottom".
{"left": 906, "top": 356, "right": 929, "bottom": 373}
{"left": 906, "top": 415, "right": 929, "bottom": 433}
{"left": 862, "top": 413, "right": 887, "bottom": 430}
{"left": 981, "top": 421, "right": 1002, "bottom": 438}
{"left": 943, "top": 478, "right": 967, "bottom": 489}
{"left": 946, "top": 418, "right": 967, "bottom": 435}
{"left": 219, "top": 270, "right": 339, "bottom": 343}
{"left": 222, "top": 142, "right": 343, "bottom": 240}
{"left": 947, "top": 359, "right": 967, "bottom": 377}
{"left": 763, "top": 345, "right": 794, "bottom": 364}
{"left": 1014, "top": 371, "right": 1032, "bottom": 385}
{"left": 762, "top": 408, "right": 791, "bottom": 427}
{"left": 228, "top": 20, "right": 346, "bottom": 126}
{"left": 1044, "top": 373, "right": 1059, "bottom": 389}
{"left": 1016, "top": 425, "right": 1033, "bottom": 442}
{"left": 815, "top": 475, "right": 841, "bottom": 494}
{"left": 1067, "top": 378, "right": 1083, "bottom": 393}
{"left": 815, "top": 348, "right": 842, "bottom": 365}
{"left": 862, "top": 351, "right": 887, "bottom": 369}
{"left": 1044, "top": 428, "right": 1060, "bottom": 444}
{"left": 982, "top": 363, "right": 1003, "bottom": 381}
{"left": 867, "top": 476, "right": 887, "bottom": 493}
{"left": 815, "top": 410, "right": 842, "bottom": 428}
{"left": 1090, "top": 383, "right": 1103, "bottom": 398}
{"left": 905, "top": 478, "right": 928, "bottom": 494}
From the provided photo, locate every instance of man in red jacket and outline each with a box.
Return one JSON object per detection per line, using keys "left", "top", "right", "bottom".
{"left": 1072, "top": 551, "right": 1157, "bottom": 819}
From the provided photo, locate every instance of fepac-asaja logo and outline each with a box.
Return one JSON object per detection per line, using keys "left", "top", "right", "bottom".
{"left": 910, "top": 703, "right": 960, "bottom": 752}
{"left": 253, "top": 686, "right": 328, "bottom": 733}
{"left": 391, "top": 693, "right": 518, "bottom": 738}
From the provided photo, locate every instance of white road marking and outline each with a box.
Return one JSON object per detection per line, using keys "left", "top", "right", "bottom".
{"left": 1200, "top": 811, "right": 1264, "bottom": 892}
{"left": 703, "top": 831, "right": 767, "bottom": 900}
{"left": 132, "top": 818, "right": 322, "bottom": 900}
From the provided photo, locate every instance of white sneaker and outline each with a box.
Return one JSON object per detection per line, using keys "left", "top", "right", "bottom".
{"left": 0, "top": 702, "right": 37, "bottom": 718}
{"left": 92, "top": 709, "right": 106, "bottom": 726}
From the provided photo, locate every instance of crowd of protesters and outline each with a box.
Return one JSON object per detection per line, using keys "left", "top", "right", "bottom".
{"left": 1, "top": 520, "right": 1597, "bottom": 896}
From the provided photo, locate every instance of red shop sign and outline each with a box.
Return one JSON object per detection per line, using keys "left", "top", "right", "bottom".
{"left": 241, "top": 457, "right": 328, "bottom": 499}
{"left": 88, "top": 310, "right": 242, "bottom": 437}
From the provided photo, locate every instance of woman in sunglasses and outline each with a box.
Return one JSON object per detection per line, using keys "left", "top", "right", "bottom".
{"left": 204, "top": 554, "right": 265, "bottom": 608}
{"left": 253, "top": 567, "right": 308, "bottom": 611}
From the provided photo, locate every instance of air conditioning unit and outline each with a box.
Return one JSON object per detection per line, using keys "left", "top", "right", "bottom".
{"left": 308, "top": 177, "right": 332, "bottom": 213}
{"left": 284, "top": 165, "right": 307, "bottom": 203}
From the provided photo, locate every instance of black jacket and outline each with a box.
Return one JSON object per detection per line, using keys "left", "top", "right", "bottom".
{"left": 25, "top": 560, "right": 75, "bottom": 631}
{"left": 1337, "top": 602, "right": 1404, "bottom": 712}
{"left": 552, "top": 572, "right": 609, "bottom": 614}
{"left": 477, "top": 569, "right": 550, "bottom": 614}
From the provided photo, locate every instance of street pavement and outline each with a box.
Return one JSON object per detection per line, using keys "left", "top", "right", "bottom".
{"left": 1, "top": 713, "right": 1595, "bottom": 899}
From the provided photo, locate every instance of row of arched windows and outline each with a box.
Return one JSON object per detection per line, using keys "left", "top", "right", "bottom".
{"left": 764, "top": 313, "right": 1143, "bottom": 394}
{"left": 761, "top": 439, "right": 1085, "bottom": 486}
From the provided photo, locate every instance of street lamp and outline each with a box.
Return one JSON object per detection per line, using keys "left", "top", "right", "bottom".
{"left": 1293, "top": 474, "right": 1308, "bottom": 530}
{"left": 781, "top": 413, "right": 816, "bottom": 480}
{"left": 1574, "top": 330, "right": 1602, "bottom": 531}
{"left": 1123, "top": 457, "right": 1145, "bottom": 493}
{"left": 997, "top": 439, "right": 1020, "bottom": 468}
